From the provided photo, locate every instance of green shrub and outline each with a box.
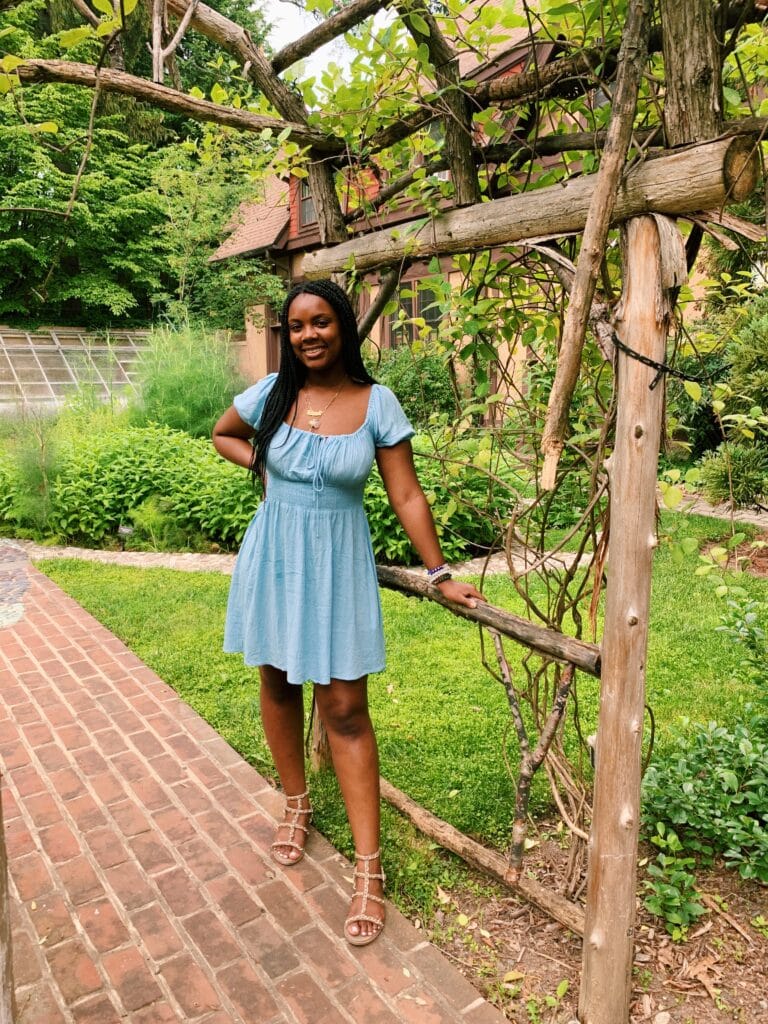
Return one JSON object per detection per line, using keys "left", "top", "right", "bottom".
{"left": 723, "top": 292, "right": 768, "bottom": 414}
{"left": 47, "top": 425, "right": 260, "bottom": 548}
{"left": 642, "top": 824, "right": 706, "bottom": 941}
{"left": 699, "top": 442, "right": 768, "bottom": 507}
{"left": 0, "top": 448, "right": 16, "bottom": 527}
{"left": 3, "top": 417, "right": 506, "bottom": 561}
{"left": 129, "top": 325, "right": 245, "bottom": 438}
{"left": 717, "top": 595, "right": 767, "bottom": 689}
{"left": 364, "top": 433, "right": 515, "bottom": 566}
{"left": 3, "top": 407, "right": 60, "bottom": 537}
{"left": 665, "top": 350, "right": 724, "bottom": 461}
{"left": 369, "top": 344, "right": 456, "bottom": 427}
{"left": 642, "top": 720, "right": 768, "bottom": 884}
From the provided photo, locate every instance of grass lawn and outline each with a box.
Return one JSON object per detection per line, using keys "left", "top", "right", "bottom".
{"left": 36, "top": 511, "right": 768, "bottom": 918}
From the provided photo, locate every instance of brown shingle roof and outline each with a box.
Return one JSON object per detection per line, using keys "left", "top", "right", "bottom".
{"left": 210, "top": 178, "right": 289, "bottom": 262}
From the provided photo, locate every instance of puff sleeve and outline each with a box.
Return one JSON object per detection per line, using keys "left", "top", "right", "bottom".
{"left": 372, "top": 385, "right": 415, "bottom": 448}
{"left": 233, "top": 372, "right": 278, "bottom": 429}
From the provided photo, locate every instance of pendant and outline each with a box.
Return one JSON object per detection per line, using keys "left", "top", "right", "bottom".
{"left": 308, "top": 417, "right": 320, "bottom": 430}
{"left": 307, "top": 408, "right": 322, "bottom": 431}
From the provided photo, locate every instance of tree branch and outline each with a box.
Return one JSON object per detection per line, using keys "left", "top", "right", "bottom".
{"left": 271, "top": 0, "right": 387, "bottom": 74}
{"left": 540, "top": 0, "right": 654, "bottom": 489}
{"left": 165, "top": 0, "right": 347, "bottom": 243}
{"left": 69, "top": 0, "right": 100, "bottom": 28}
{"left": 16, "top": 59, "right": 338, "bottom": 150}
{"left": 356, "top": 267, "right": 402, "bottom": 341}
{"left": 163, "top": 0, "right": 199, "bottom": 59}
{"left": 376, "top": 565, "right": 602, "bottom": 676}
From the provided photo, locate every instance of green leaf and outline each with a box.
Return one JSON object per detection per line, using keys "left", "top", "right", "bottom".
{"left": 210, "top": 82, "right": 228, "bottom": 106}
{"left": 683, "top": 380, "right": 702, "bottom": 403}
{"left": 408, "top": 12, "right": 430, "bottom": 35}
{"left": 29, "top": 121, "right": 59, "bottom": 134}
{"left": 92, "top": 0, "right": 114, "bottom": 14}
{"left": 662, "top": 485, "right": 683, "bottom": 509}
{"left": 123, "top": 0, "right": 140, "bottom": 13}
{"left": 189, "top": 86, "right": 205, "bottom": 100}
{"left": 59, "top": 27, "right": 92, "bottom": 47}
{"left": 96, "top": 19, "right": 121, "bottom": 37}
{"left": 0, "top": 55, "right": 24, "bottom": 73}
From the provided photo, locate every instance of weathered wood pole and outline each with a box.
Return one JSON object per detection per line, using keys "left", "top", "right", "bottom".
{"left": 579, "top": 215, "right": 682, "bottom": 1024}
{"left": 0, "top": 775, "right": 16, "bottom": 1024}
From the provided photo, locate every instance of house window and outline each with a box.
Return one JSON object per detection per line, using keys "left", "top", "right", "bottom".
{"left": 387, "top": 281, "right": 443, "bottom": 347}
{"left": 299, "top": 179, "right": 316, "bottom": 226}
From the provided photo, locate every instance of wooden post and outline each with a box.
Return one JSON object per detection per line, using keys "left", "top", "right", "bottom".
{"left": 0, "top": 775, "right": 16, "bottom": 1024}
{"left": 579, "top": 215, "right": 683, "bottom": 1024}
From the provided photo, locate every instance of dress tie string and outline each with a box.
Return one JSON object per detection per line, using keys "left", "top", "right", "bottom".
{"left": 310, "top": 436, "right": 326, "bottom": 500}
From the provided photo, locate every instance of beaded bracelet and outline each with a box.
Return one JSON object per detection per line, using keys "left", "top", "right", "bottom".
{"left": 427, "top": 564, "right": 452, "bottom": 585}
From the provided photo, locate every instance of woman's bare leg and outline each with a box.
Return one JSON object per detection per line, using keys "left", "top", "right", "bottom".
{"left": 313, "top": 677, "right": 384, "bottom": 941}
{"left": 259, "top": 664, "right": 310, "bottom": 862}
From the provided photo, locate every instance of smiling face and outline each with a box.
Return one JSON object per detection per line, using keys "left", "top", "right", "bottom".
{"left": 286, "top": 293, "right": 344, "bottom": 375}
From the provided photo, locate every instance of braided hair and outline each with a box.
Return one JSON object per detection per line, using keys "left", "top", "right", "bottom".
{"left": 250, "top": 279, "right": 376, "bottom": 480}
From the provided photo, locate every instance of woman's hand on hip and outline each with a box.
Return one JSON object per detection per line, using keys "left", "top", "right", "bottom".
{"left": 435, "top": 579, "right": 484, "bottom": 609}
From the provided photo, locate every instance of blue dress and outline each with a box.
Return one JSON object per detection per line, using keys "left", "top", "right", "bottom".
{"left": 224, "top": 373, "right": 415, "bottom": 685}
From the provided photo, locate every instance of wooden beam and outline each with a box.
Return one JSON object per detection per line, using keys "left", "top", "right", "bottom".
{"left": 16, "top": 59, "right": 337, "bottom": 151}
{"left": 303, "top": 135, "right": 760, "bottom": 276}
{"left": 376, "top": 566, "right": 601, "bottom": 677}
{"left": 578, "top": 216, "right": 682, "bottom": 1024}
{"left": 380, "top": 778, "right": 585, "bottom": 936}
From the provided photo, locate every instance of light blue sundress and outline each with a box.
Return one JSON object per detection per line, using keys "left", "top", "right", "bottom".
{"left": 223, "top": 373, "right": 415, "bottom": 685}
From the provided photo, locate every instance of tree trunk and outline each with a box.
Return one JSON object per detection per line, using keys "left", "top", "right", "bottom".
{"left": 578, "top": 215, "right": 684, "bottom": 1024}
{"left": 660, "top": 0, "right": 722, "bottom": 146}
{"left": 303, "top": 136, "right": 759, "bottom": 276}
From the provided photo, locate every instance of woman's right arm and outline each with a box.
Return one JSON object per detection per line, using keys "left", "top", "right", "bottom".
{"left": 212, "top": 407, "right": 256, "bottom": 470}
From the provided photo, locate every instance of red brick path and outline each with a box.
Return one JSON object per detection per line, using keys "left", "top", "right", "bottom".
{"left": 0, "top": 544, "right": 506, "bottom": 1023}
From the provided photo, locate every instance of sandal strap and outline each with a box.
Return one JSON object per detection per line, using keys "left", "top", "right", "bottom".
{"left": 271, "top": 837, "right": 305, "bottom": 852}
{"left": 345, "top": 913, "right": 383, "bottom": 928}
{"left": 274, "top": 792, "right": 312, "bottom": 851}
{"left": 346, "top": 848, "right": 386, "bottom": 930}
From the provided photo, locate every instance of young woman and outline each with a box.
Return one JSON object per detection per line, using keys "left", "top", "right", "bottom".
{"left": 212, "top": 279, "right": 482, "bottom": 946}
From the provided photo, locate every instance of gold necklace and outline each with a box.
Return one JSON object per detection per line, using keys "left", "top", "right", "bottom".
{"left": 304, "top": 379, "right": 346, "bottom": 431}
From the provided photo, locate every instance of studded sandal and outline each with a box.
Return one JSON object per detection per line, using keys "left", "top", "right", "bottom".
{"left": 270, "top": 790, "right": 312, "bottom": 866}
{"left": 345, "top": 849, "right": 386, "bottom": 947}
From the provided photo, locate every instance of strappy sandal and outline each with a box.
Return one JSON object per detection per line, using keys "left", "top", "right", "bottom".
{"left": 270, "top": 790, "right": 312, "bottom": 866}
{"left": 345, "top": 849, "right": 386, "bottom": 947}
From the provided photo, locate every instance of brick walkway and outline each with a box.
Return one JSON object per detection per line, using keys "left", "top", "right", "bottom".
{"left": 0, "top": 542, "right": 506, "bottom": 1024}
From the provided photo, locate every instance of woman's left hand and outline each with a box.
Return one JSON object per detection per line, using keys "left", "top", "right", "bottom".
{"left": 435, "top": 579, "right": 485, "bottom": 609}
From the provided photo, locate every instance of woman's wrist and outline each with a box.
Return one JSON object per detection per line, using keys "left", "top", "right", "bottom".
{"left": 426, "top": 563, "right": 452, "bottom": 585}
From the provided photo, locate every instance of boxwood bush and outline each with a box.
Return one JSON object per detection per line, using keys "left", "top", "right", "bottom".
{"left": 642, "top": 719, "right": 768, "bottom": 884}
{"left": 1, "top": 423, "right": 510, "bottom": 563}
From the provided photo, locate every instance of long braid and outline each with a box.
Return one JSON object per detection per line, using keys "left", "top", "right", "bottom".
{"left": 250, "top": 280, "right": 376, "bottom": 480}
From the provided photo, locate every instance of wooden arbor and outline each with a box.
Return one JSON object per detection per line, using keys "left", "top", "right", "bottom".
{"left": 4, "top": 1, "right": 767, "bottom": 1021}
